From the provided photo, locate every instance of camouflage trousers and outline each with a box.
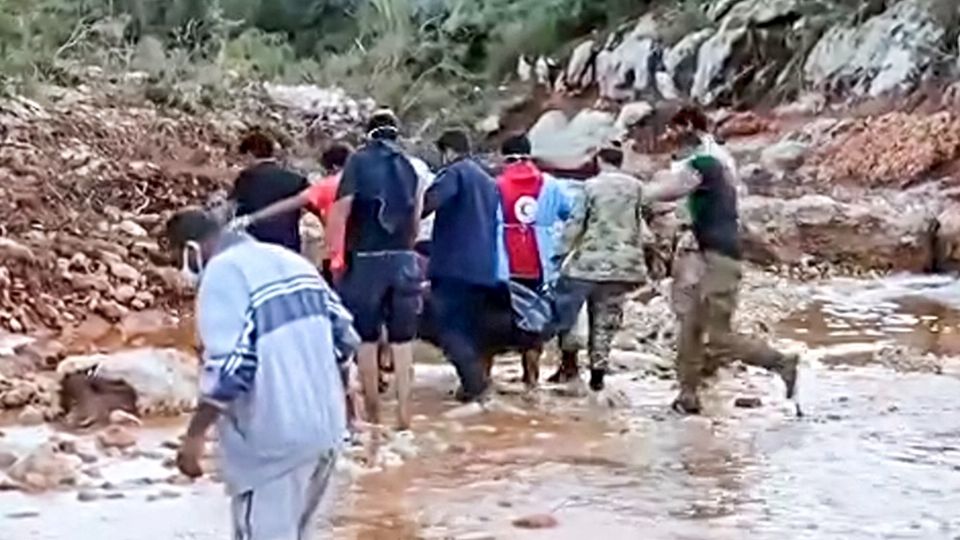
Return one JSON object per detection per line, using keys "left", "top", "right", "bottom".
{"left": 554, "top": 278, "right": 634, "bottom": 372}
{"left": 676, "top": 250, "right": 787, "bottom": 391}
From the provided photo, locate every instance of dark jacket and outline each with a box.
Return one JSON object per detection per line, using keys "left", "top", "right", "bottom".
{"left": 337, "top": 140, "right": 420, "bottom": 254}
{"left": 423, "top": 157, "right": 500, "bottom": 287}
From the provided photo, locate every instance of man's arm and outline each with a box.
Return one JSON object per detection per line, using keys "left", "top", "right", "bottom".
{"left": 235, "top": 192, "right": 311, "bottom": 229}
{"left": 556, "top": 190, "right": 589, "bottom": 266}
{"left": 642, "top": 164, "right": 701, "bottom": 204}
{"left": 553, "top": 178, "right": 574, "bottom": 221}
{"left": 422, "top": 167, "right": 459, "bottom": 217}
{"left": 179, "top": 261, "right": 251, "bottom": 477}
{"left": 410, "top": 159, "right": 430, "bottom": 244}
{"left": 328, "top": 156, "right": 360, "bottom": 275}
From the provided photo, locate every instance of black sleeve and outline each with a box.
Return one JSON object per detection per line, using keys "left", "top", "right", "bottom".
{"left": 230, "top": 170, "right": 251, "bottom": 214}
{"left": 336, "top": 154, "right": 360, "bottom": 200}
{"left": 422, "top": 166, "right": 459, "bottom": 217}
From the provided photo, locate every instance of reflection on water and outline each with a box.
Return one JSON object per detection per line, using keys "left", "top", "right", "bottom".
{"left": 780, "top": 275, "right": 960, "bottom": 357}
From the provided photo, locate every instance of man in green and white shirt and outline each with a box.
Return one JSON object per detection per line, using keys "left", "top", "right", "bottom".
{"left": 644, "top": 114, "right": 798, "bottom": 415}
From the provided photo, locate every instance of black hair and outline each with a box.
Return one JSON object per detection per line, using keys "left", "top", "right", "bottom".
{"left": 164, "top": 209, "right": 220, "bottom": 251}
{"left": 436, "top": 129, "right": 471, "bottom": 155}
{"left": 501, "top": 134, "right": 531, "bottom": 156}
{"left": 598, "top": 145, "right": 624, "bottom": 168}
{"left": 366, "top": 110, "right": 399, "bottom": 140}
{"left": 321, "top": 143, "right": 352, "bottom": 172}
{"left": 669, "top": 105, "right": 710, "bottom": 133}
{"left": 238, "top": 130, "right": 275, "bottom": 159}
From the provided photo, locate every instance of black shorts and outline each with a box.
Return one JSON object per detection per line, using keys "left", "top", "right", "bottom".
{"left": 339, "top": 251, "right": 422, "bottom": 343}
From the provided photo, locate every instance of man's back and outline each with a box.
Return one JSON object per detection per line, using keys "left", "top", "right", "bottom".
{"left": 232, "top": 162, "right": 308, "bottom": 252}
{"left": 197, "top": 235, "right": 347, "bottom": 495}
{"left": 429, "top": 158, "right": 500, "bottom": 286}
{"left": 338, "top": 140, "right": 419, "bottom": 254}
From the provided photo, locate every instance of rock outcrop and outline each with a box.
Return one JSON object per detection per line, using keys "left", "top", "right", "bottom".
{"left": 740, "top": 194, "right": 939, "bottom": 272}
{"left": 804, "top": 0, "right": 959, "bottom": 98}
{"left": 58, "top": 348, "right": 198, "bottom": 418}
{"left": 561, "top": 0, "right": 960, "bottom": 106}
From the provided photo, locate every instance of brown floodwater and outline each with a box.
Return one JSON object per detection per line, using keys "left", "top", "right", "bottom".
{"left": 4, "top": 275, "right": 960, "bottom": 539}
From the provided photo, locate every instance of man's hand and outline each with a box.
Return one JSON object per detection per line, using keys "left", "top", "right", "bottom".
{"left": 227, "top": 214, "right": 254, "bottom": 231}
{"left": 177, "top": 435, "right": 205, "bottom": 478}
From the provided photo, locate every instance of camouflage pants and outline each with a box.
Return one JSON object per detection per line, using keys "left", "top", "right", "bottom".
{"left": 554, "top": 278, "right": 633, "bottom": 372}
{"left": 676, "top": 251, "right": 786, "bottom": 391}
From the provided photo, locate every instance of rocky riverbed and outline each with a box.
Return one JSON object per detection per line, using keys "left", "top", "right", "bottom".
{"left": 3, "top": 272, "right": 960, "bottom": 539}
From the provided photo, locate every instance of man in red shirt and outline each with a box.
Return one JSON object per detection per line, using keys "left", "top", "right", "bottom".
{"left": 498, "top": 135, "right": 546, "bottom": 287}
{"left": 496, "top": 134, "right": 571, "bottom": 387}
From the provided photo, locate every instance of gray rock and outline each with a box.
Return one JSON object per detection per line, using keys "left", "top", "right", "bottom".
{"left": 77, "top": 489, "right": 102, "bottom": 502}
{"left": 664, "top": 28, "right": 715, "bottom": 94}
{"left": 740, "top": 194, "right": 938, "bottom": 271}
{"left": 116, "top": 220, "right": 148, "bottom": 238}
{"left": 0, "top": 450, "right": 18, "bottom": 470}
{"left": 691, "top": 23, "right": 748, "bottom": 105}
{"left": 804, "top": 0, "right": 955, "bottom": 97}
{"left": 760, "top": 140, "right": 810, "bottom": 176}
{"left": 17, "top": 406, "right": 45, "bottom": 426}
{"left": 109, "top": 261, "right": 141, "bottom": 283}
{"left": 935, "top": 203, "right": 960, "bottom": 272}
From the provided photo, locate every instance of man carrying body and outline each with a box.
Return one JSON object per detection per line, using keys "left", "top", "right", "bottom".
{"left": 553, "top": 141, "right": 649, "bottom": 392}
{"left": 168, "top": 209, "right": 358, "bottom": 540}
{"left": 230, "top": 130, "right": 309, "bottom": 252}
{"left": 644, "top": 109, "right": 798, "bottom": 414}
{"left": 495, "top": 134, "right": 572, "bottom": 387}
{"left": 422, "top": 129, "right": 502, "bottom": 402}
{"left": 327, "top": 110, "right": 424, "bottom": 430}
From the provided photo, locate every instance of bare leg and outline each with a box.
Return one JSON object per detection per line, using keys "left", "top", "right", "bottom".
{"left": 482, "top": 354, "right": 496, "bottom": 382}
{"left": 521, "top": 346, "right": 542, "bottom": 389}
{"left": 357, "top": 343, "right": 381, "bottom": 425}
{"left": 392, "top": 342, "right": 414, "bottom": 430}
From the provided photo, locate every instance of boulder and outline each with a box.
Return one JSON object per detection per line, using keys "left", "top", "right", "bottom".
{"left": 528, "top": 109, "right": 619, "bottom": 170}
{"left": 97, "top": 425, "right": 137, "bottom": 449}
{"left": 614, "top": 101, "right": 653, "bottom": 130}
{"left": 760, "top": 139, "right": 810, "bottom": 177}
{"left": 8, "top": 443, "right": 82, "bottom": 491}
{"left": 116, "top": 220, "right": 148, "bottom": 238}
{"left": 935, "top": 203, "right": 960, "bottom": 272}
{"left": 664, "top": 28, "right": 715, "bottom": 95}
{"left": 58, "top": 348, "right": 198, "bottom": 416}
{"left": 597, "top": 15, "right": 662, "bottom": 100}
{"left": 564, "top": 39, "right": 597, "bottom": 89}
{"left": 112, "top": 285, "right": 137, "bottom": 304}
{"left": 109, "top": 261, "right": 141, "bottom": 283}
{"left": 804, "top": 0, "right": 957, "bottom": 98}
{"left": 17, "top": 406, "right": 44, "bottom": 426}
{"left": 740, "top": 194, "right": 937, "bottom": 271}
{"left": 0, "top": 238, "right": 36, "bottom": 263}
{"left": 691, "top": 23, "right": 748, "bottom": 105}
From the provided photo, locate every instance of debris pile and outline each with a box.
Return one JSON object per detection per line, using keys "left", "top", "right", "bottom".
{"left": 0, "top": 92, "right": 241, "bottom": 335}
{"left": 811, "top": 111, "right": 960, "bottom": 187}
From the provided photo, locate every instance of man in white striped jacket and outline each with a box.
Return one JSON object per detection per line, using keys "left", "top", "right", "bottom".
{"left": 165, "top": 208, "right": 359, "bottom": 540}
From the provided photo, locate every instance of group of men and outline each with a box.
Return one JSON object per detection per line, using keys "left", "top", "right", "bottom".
{"left": 163, "top": 107, "right": 798, "bottom": 539}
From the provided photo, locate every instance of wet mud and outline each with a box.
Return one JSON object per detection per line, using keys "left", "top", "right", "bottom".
{"left": 4, "top": 275, "right": 960, "bottom": 539}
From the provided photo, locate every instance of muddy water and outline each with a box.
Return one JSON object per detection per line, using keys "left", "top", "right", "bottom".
{"left": 780, "top": 274, "right": 960, "bottom": 357}
{"left": 5, "top": 275, "right": 960, "bottom": 539}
